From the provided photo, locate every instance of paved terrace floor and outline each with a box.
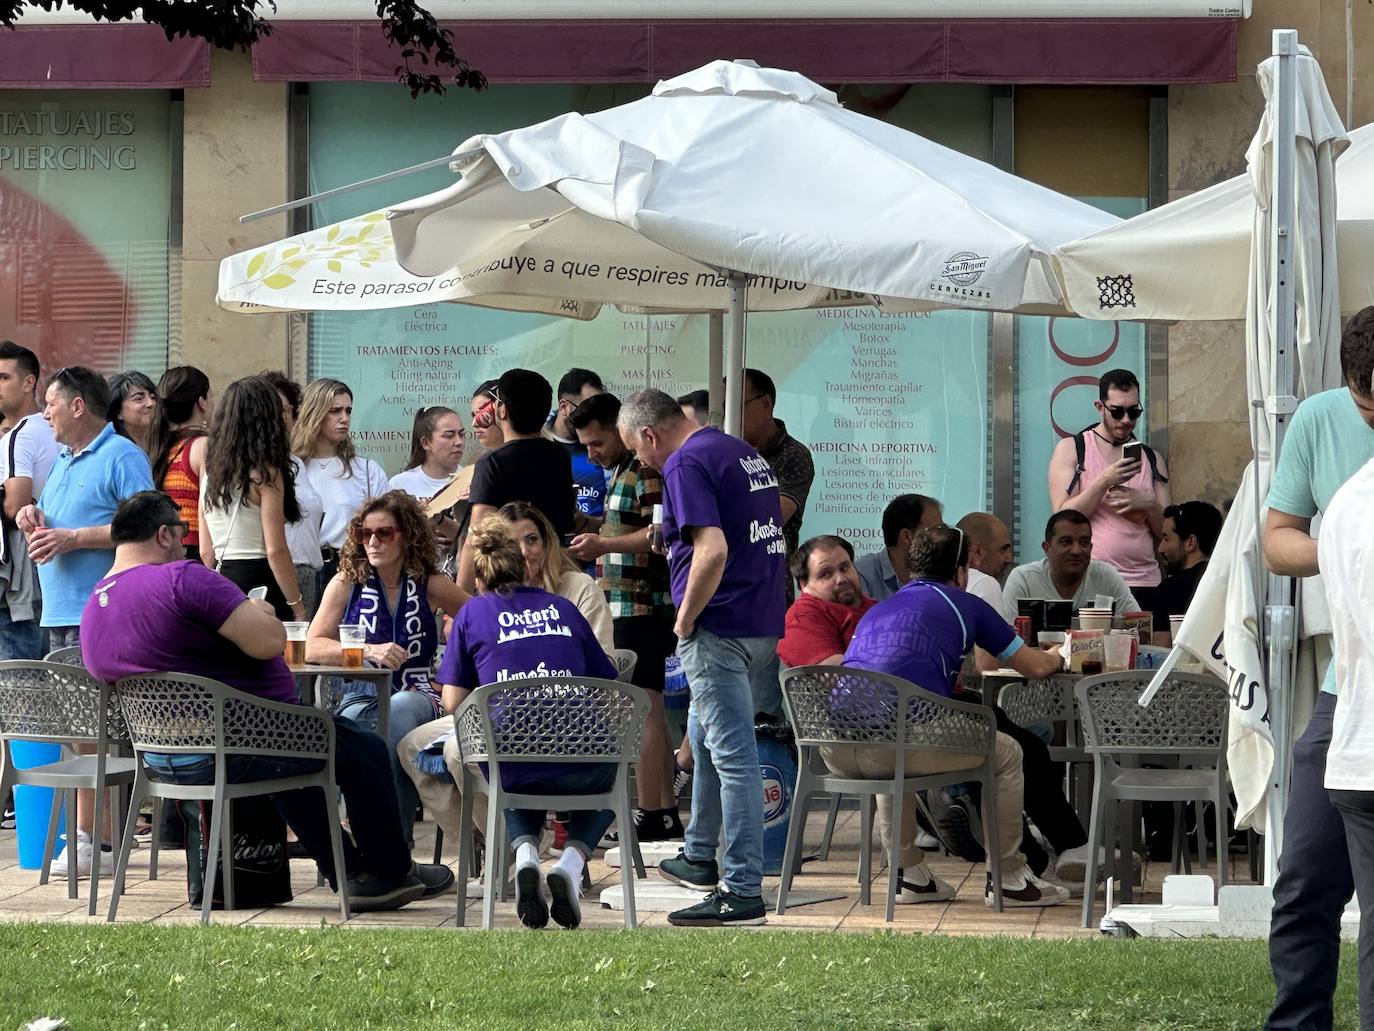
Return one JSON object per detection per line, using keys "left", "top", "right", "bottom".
{"left": 0, "top": 806, "right": 1255, "bottom": 936}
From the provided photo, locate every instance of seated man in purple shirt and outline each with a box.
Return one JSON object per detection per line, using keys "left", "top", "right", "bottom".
{"left": 79, "top": 491, "right": 454, "bottom": 913}
{"left": 840, "top": 524, "right": 1069, "bottom": 908}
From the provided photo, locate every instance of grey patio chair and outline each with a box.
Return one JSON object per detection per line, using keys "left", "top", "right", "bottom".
{"left": 997, "top": 673, "right": 1094, "bottom": 815}
{"left": 452, "top": 676, "right": 649, "bottom": 929}
{"left": 42, "top": 646, "right": 84, "bottom": 666}
{"left": 429, "top": 650, "right": 637, "bottom": 866}
{"left": 107, "top": 672, "right": 351, "bottom": 925}
{"left": 0, "top": 659, "right": 136, "bottom": 916}
{"left": 1076, "top": 670, "right": 1229, "bottom": 928}
{"left": 776, "top": 665, "right": 1005, "bottom": 922}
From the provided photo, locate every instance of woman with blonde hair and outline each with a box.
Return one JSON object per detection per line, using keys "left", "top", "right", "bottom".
{"left": 306, "top": 490, "right": 468, "bottom": 845}
{"left": 293, "top": 379, "right": 388, "bottom": 588}
{"left": 437, "top": 517, "right": 617, "bottom": 929}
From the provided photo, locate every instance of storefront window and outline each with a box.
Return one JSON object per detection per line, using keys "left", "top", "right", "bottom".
{"left": 0, "top": 90, "right": 176, "bottom": 378}
{"left": 307, "top": 82, "right": 992, "bottom": 546}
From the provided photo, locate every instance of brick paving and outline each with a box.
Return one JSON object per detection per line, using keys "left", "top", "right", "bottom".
{"left": 0, "top": 804, "right": 1256, "bottom": 936}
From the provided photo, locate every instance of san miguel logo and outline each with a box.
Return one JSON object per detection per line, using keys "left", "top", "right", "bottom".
{"left": 930, "top": 251, "right": 992, "bottom": 300}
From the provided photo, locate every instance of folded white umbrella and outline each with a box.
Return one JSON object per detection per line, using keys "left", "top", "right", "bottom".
{"left": 1055, "top": 113, "right": 1374, "bottom": 322}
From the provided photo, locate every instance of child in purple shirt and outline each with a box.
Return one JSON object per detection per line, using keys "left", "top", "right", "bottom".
{"left": 437, "top": 517, "right": 618, "bottom": 930}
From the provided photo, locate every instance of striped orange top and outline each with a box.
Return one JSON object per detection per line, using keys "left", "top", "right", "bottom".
{"left": 160, "top": 437, "right": 201, "bottom": 547}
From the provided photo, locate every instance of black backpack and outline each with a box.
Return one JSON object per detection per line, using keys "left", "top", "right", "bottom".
{"left": 1066, "top": 424, "right": 1168, "bottom": 497}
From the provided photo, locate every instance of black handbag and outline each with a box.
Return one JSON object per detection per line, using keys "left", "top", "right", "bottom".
{"left": 182, "top": 796, "right": 293, "bottom": 910}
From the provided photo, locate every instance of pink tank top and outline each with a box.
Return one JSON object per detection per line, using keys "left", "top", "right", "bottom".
{"left": 1080, "top": 434, "right": 1161, "bottom": 588}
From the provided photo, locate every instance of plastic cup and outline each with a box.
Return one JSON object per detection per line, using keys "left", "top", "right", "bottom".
{"left": 283, "top": 621, "right": 309, "bottom": 668}
{"left": 1078, "top": 610, "right": 1113, "bottom": 632}
{"left": 339, "top": 623, "right": 366, "bottom": 669}
{"left": 1104, "top": 631, "right": 1134, "bottom": 672}
{"left": 1169, "top": 614, "right": 1186, "bottom": 641}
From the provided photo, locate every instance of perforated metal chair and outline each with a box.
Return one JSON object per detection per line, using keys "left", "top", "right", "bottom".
{"left": 0, "top": 659, "right": 136, "bottom": 916}
{"left": 108, "top": 673, "right": 351, "bottom": 925}
{"left": 1075, "top": 670, "right": 1229, "bottom": 928}
{"left": 453, "top": 676, "right": 649, "bottom": 929}
{"left": 776, "top": 665, "right": 1005, "bottom": 922}
{"left": 42, "top": 646, "right": 84, "bottom": 667}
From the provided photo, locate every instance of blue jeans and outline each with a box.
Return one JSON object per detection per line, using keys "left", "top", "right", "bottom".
{"left": 337, "top": 688, "right": 437, "bottom": 846}
{"left": 503, "top": 765, "right": 618, "bottom": 858}
{"left": 1267, "top": 693, "right": 1353, "bottom": 1030}
{"left": 143, "top": 714, "right": 413, "bottom": 890}
{"left": 0, "top": 606, "right": 44, "bottom": 660}
{"left": 677, "top": 627, "right": 774, "bottom": 898}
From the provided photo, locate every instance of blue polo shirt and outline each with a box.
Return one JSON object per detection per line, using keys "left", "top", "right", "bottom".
{"left": 36, "top": 422, "right": 153, "bottom": 627}
{"left": 843, "top": 578, "right": 1022, "bottom": 698}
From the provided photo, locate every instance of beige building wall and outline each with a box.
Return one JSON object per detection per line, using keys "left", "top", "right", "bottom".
{"left": 180, "top": 49, "right": 292, "bottom": 392}
{"left": 1167, "top": 0, "right": 1374, "bottom": 509}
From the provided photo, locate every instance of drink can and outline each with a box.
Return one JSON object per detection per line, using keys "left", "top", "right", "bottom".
{"left": 1014, "top": 616, "right": 1033, "bottom": 645}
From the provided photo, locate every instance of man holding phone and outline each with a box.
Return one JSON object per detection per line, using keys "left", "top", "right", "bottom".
{"left": 1047, "top": 369, "right": 1170, "bottom": 614}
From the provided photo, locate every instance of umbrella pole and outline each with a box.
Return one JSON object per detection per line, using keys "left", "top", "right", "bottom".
{"left": 708, "top": 312, "right": 725, "bottom": 430}
{"left": 1261, "top": 28, "right": 1302, "bottom": 879}
{"left": 723, "top": 272, "right": 749, "bottom": 438}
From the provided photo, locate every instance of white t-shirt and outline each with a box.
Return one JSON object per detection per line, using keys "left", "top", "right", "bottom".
{"left": 389, "top": 466, "right": 451, "bottom": 501}
{"left": 966, "top": 568, "right": 1008, "bottom": 622}
{"left": 302, "top": 454, "right": 389, "bottom": 549}
{"left": 1320, "top": 457, "right": 1374, "bottom": 790}
{"left": 286, "top": 456, "right": 324, "bottom": 569}
{"left": 0, "top": 413, "right": 59, "bottom": 499}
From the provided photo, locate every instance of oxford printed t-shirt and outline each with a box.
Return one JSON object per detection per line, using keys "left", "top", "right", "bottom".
{"left": 844, "top": 579, "right": 1023, "bottom": 698}
{"left": 661, "top": 427, "right": 786, "bottom": 639}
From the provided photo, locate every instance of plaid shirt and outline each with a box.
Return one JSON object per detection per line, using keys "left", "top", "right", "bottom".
{"left": 597, "top": 455, "right": 674, "bottom": 620}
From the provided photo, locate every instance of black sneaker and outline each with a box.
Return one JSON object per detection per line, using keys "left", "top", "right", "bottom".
{"left": 602, "top": 808, "right": 685, "bottom": 846}
{"left": 658, "top": 850, "right": 718, "bottom": 889}
{"left": 515, "top": 859, "right": 548, "bottom": 929}
{"left": 346, "top": 869, "right": 426, "bottom": 912}
{"left": 668, "top": 888, "right": 766, "bottom": 927}
{"left": 673, "top": 755, "right": 693, "bottom": 800}
{"left": 414, "top": 862, "right": 456, "bottom": 898}
{"left": 928, "top": 793, "right": 986, "bottom": 863}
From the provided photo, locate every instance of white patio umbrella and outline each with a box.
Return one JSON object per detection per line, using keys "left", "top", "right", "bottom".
{"left": 1054, "top": 118, "right": 1373, "bottom": 324}
{"left": 219, "top": 60, "right": 1119, "bottom": 432}
{"left": 1145, "top": 38, "right": 1346, "bottom": 859}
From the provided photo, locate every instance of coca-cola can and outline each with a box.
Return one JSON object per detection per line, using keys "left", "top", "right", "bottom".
{"left": 1014, "top": 616, "right": 1033, "bottom": 645}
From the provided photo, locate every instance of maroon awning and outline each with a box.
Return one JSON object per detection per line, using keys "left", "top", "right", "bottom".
{"left": 252, "top": 18, "right": 1237, "bottom": 86}
{"left": 0, "top": 25, "right": 211, "bottom": 88}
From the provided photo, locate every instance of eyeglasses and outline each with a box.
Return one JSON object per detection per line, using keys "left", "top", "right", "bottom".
{"left": 162, "top": 520, "right": 189, "bottom": 538}
{"left": 1102, "top": 403, "right": 1144, "bottom": 421}
{"left": 352, "top": 526, "right": 399, "bottom": 545}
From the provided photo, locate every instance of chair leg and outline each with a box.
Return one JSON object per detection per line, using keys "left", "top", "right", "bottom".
{"left": 775, "top": 781, "right": 813, "bottom": 917}
{"left": 108, "top": 776, "right": 145, "bottom": 922}
{"left": 221, "top": 796, "right": 236, "bottom": 913}
{"left": 64, "top": 788, "right": 78, "bottom": 900}
{"left": 202, "top": 786, "right": 227, "bottom": 925}
{"left": 617, "top": 773, "right": 637, "bottom": 929}
{"left": 455, "top": 774, "right": 475, "bottom": 928}
{"left": 1195, "top": 801, "right": 1209, "bottom": 869}
{"left": 39, "top": 788, "right": 61, "bottom": 885}
{"left": 885, "top": 781, "right": 903, "bottom": 923}
{"left": 818, "top": 794, "right": 841, "bottom": 861}
{"left": 88, "top": 777, "right": 107, "bottom": 917}
{"left": 148, "top": 797, "right": 161, "bottom": 881}
{"left": 983, "top": 770, "right": 1002, "bottom": 913}
{"left": 323, "top": 784, "right": 351, "bottom": 922}
{"left": 1081, "top": 772, "right": 1105, "bottom": 928}
{"left": 858, "top": 794, "right": 873, "bottom": 905}
{"left": 432, "top": 825, "right": 444, "bottom": 866}
{"left": 1214, "top": 785, "right": 1228, "bottom": 889}
{"left": 482, "top": 789, "right": 503, "bottom": 930}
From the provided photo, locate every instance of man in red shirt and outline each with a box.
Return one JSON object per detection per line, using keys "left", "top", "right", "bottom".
{"left": 778, "top": 535, "right": 876, "bottom": 667}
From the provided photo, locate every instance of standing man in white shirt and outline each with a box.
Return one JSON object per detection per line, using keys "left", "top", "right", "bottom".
{"left": 1317, "top": 454, "right": 1374, "bottom": 1029}
{"left": 0, "top": 342, "right": 58, "bottom": 658}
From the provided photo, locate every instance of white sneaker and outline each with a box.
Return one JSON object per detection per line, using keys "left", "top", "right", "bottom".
{"left": 915, "top": 830, "right": 942, "bottom": 851}
{"left": 1053, "top": 844, "right": 1141, "bottom": 885}
{"left": 546, "top": 865, "right": 582, "bottom": 929}
{"left": 985, "top": 863, "right": 1070, "bottom": 908}
{"left": 50, "top": 831, "right": 111, "bottom": 880}
{"left": 894, "top": 863, "right": 957, "bottom": 904}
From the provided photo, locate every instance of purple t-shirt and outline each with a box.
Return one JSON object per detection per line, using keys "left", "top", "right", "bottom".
{"left": 661, "top": 428, "right": 786, "bottom": 639}
{"left": 80, "top": 560, "right": 299, "bottom": 705}
{"left": 437, "top": 585, "right": 616, "bottom": 690}
{"left": 842, "top": 579, "right": 1023, "bottom": 698}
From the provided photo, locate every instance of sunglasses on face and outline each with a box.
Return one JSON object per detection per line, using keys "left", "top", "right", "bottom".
{"left": 353, "top": 526, "right": 399, "bottom": 545}
{"left": 1102, "top": 403, "right": 1144, "bottom": 421}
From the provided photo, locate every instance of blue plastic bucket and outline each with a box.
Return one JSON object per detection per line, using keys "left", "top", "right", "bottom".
{"left": 9, "top": 740, "right": 65, "bottom": 869}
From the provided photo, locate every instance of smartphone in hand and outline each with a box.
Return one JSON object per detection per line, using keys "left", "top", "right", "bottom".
{"left": 1122, "top": 441, "right": 1143, "bottom": 465}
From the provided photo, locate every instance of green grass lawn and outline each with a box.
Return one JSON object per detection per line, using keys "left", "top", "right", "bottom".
{"left": 0, "top": 924, "right": 1357, "bottom": 1030}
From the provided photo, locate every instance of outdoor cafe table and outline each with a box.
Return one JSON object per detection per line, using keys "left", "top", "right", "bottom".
{"left": 290, "top": 665, "right": 395, "bottom": 740}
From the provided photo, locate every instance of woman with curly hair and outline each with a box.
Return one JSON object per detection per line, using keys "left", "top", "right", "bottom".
{"left": 199, "top": 376, "right": 305, "bottom": 622}
{"left": 306, "top": 490, "right": 469, "bottom": 844}
{"left": 147, "top": 366, "right": 213, "bottom": 563}
{"left": 106, "top": 370, "right": 158, "bottom": 451}
{"left": 292, "top": 379, "right": 388, "bottom": 590}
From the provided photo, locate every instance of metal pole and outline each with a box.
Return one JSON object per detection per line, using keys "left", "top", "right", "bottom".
{"left": 723, "top": 272, "right": 749, "bottom": 438}
{"left": 708, "top": 312, "right": 725, "bottom": 430}
{"left": 1262, "top": 27, "right": 1301, "bottom": 874}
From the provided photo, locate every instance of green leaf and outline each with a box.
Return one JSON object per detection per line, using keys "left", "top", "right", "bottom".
{"left": 246, "top": 251, "right": 268, "bottom": 278}
{"left": 327, "top": 260, "right": 342, "bottom": 273}
{"left": 326, "top": 225, "right": 341, "bottom": 242}
{"left": 362, "top": 211, "right": 386, "bottom": 222}
{"left": 263, "top": 273, "right": 296, "bottom": 289}
{"left": 286, "top": 259, "right": 306, "bottom": 270}
{"left": 282, "top": 246, "right": 301, "bottom": 259}
{"left": 358, "top": 225, "right": 373, "bottom": 240}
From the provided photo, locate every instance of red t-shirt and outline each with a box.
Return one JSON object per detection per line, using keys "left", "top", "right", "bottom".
{"left": 778, "top": 592, "right": 878, "bottom": 667}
